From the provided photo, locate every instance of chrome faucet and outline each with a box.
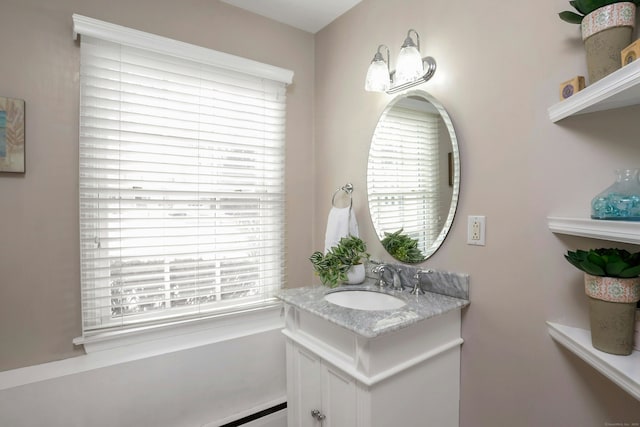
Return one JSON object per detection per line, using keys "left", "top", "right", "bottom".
{"left": 412, "top": 269, "right": 433, "bottom": 295}
{"left": 373, "top": 264, "right": 403, "bottom": 290}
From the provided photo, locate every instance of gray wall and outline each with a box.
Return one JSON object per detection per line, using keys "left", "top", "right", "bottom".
{"left": 314, "top": 0, "right": 640, "bottom": 425}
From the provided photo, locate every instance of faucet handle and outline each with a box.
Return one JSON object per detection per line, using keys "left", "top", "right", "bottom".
{"left": 413, "top": 269, "right": 433, "bottom": 279}
{"left": 411, "top": 269, "right": 433, "bottom": 295}
{"left": 372, "top": 264, "right": 387, "bottom": 288}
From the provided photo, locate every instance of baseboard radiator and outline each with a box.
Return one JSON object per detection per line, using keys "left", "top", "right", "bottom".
{"left": 219, "top": 402, "right": 287, "bottom": 427}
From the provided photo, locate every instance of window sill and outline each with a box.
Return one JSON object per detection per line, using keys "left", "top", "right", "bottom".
{"left": 74, "top": 302, "right": 284, "bottom": 354}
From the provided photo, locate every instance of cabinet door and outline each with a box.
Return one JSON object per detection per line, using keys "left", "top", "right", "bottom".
{"left": 320, "top": 362, "right": 358, "bottom": 427}
{"left": 288, "top": 344, "right": 323, "bottom": 427}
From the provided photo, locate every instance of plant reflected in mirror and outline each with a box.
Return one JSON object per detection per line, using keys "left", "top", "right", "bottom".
{"left": 381, "top": 229, "right": 426, "bottom": 264}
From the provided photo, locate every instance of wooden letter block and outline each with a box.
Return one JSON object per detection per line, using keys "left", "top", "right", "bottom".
{"left": 622, "top": 39, "right": 640, "bottom": 66}
{"left": 559, "top": 76, "right": 585, "bottom": 100}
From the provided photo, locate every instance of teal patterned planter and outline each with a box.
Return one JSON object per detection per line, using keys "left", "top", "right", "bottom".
{"left": 582, "top": 2, "right": 636, "bottom": 83}
{"left": 581, "top": 2, "right": 636, "bottom": 40}
{"left": 584, "top": 274, "right": 640, "bottom": 303}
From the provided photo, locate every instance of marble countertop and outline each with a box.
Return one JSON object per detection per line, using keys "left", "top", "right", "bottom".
{"left": 277, "top": 282, "right": 470, "bottom": 339}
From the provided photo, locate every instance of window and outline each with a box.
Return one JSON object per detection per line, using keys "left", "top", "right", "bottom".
{"left": 367, "top": 101, "right": 441, "bottom": 255}
{"left": 73, "top": 15, "right": 293, "bottom": 336}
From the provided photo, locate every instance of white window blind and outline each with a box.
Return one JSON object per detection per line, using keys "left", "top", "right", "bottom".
{"left": 76, "top": 18, "right": 291, "bottom": 336}
{"left": 367, "top": 106, "right": 440, "bottom": 254}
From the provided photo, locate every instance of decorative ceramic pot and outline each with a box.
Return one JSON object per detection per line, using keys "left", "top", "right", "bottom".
{"left": 581, "top": 2, "right": 636, "bottom": 84}
{"left": 345, "top": 264, "right": 366, "bottom": 285}
{"left": 585, "top": 273, "right": 640, "bottom": 355}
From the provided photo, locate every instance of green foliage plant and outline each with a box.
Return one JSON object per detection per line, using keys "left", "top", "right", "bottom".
{"left": 565, "top": 248, "right": 640, "bottom": 278}
{"left": 309, "top": 235, "right": 370, "bottom": 288}
{"left": 380, "top": 229, "right": 426, "bottom": 264}
{"left": 559, "top": 0, "right": 640, "bottom": 24}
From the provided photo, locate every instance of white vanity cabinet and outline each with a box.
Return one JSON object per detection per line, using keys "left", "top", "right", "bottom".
{"left": 287, "top": 344, "right": 359, "bottom": 427}
{"left": 280, "top": 286, "right": 468, "bottom": 427}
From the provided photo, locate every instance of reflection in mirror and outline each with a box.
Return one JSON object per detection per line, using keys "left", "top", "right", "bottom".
{"left": 367, "top": 90, "right": 459, "bottom": 263}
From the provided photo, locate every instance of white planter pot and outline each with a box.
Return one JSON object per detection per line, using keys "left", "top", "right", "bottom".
{"left": 346, "top": 264, "right": 366, "bottom": 285}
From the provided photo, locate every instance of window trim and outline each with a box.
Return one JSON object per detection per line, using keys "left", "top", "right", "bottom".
{"left": 72, "top": 14, "right": 293, "bottom": 346}
{"left": 72, "top": 14, "right": 293, "bottom": 85}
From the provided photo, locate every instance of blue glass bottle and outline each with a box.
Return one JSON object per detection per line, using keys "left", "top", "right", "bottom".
{"left": 591, "top": 169, "right": 640, "bottom": 221}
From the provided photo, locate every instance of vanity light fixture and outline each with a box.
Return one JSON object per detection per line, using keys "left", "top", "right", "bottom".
{"left": 364, "top": 29, "right": 436, "bottom": 94}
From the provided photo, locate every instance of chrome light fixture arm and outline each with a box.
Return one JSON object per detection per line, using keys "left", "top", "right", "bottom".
{"left": 404, "top": 29, "right": 421, "bottom": 51}
{"left": 387, "top": 56, "right": 436, "bottom": 94}
{"left": 375, "top": 44, "right": 390, "bottom": 71}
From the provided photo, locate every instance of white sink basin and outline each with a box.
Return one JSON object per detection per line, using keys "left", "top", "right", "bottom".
{"left": 324, "top": 290, "right": 406, "bottom": 311}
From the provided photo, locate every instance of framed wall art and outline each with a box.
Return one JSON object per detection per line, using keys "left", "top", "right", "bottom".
{"left": 0, "top": 96, "right": 25, "bottom": 173}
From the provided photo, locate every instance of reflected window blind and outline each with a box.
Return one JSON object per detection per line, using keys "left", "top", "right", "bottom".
{"left": 367, "top": 106, "right": 440, "bottom": 253}
{"left": 78, "top": 35, "right": 287, "bottom": 334}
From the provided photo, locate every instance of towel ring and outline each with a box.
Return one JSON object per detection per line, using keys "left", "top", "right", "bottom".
{"left": 332, "top": 183, "right": 353, "bottom": 208}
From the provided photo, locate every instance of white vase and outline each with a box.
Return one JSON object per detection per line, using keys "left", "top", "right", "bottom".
{"left": 346, "top": 264, "right": 366, "bottom": 285}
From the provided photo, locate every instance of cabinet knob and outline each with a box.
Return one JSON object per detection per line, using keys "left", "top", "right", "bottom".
{"left": 311, "top": 409, "right": 326, "bottom": 421}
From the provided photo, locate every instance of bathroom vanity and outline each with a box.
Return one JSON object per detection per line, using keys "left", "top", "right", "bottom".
{"left": 280, "top": 87, "right": 469, "bottom": 425}
{"left": 278, "top": 282, "right": 469, "bottom": 427}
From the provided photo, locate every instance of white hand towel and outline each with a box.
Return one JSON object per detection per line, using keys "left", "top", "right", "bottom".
{"left": 324, "top": 206, "right": 359, "bottom": 253}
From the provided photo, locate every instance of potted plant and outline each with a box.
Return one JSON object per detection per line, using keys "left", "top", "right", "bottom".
{"left": 559, "top": 0, "right": 638, "bottom": 83}
{"left": 380, "top": 229, "right": 426, "bottom": 264}
{"left": 565, "top": 248, "right": 640, "bottom": 354}
{"left": 309, "top": 236, "right": 370, "bottom": 288}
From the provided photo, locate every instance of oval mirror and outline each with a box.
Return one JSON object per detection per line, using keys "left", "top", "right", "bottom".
{"left": 367, "top": 90, "right": 460, "bottom": 263}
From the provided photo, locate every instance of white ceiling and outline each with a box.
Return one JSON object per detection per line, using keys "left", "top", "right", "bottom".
{"left": 220, "top": 0, "right": 362, "bottom": 34}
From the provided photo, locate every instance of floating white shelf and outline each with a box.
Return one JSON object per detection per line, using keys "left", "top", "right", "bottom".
{"left": 547, "top": 53, "right": 640, "bottom": 404}
{"left": 547, "top": 322, "right": 640, "bottom": 401}
{"left": 548, "top": 59, "right": 640, "bottom": 122}
{"left": 547, "top": 216, "right": 640, "bottom": 245}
